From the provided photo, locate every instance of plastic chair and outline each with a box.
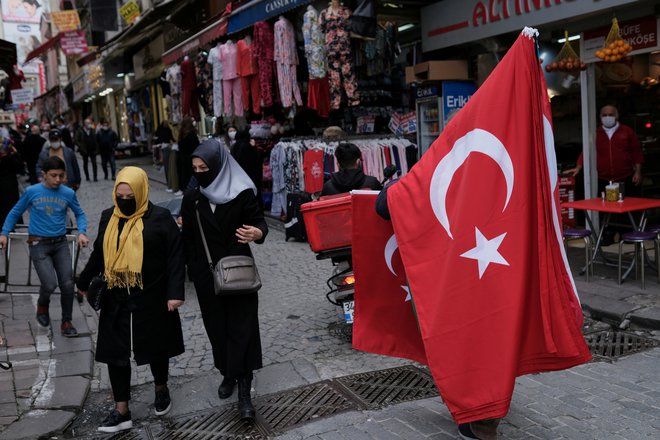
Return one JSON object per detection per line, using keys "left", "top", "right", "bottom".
{"left": 563, "top": 228, "right": 592, "bottom": 282}
{"left": 618, "top": 231, "right": 660, "bottom": 289}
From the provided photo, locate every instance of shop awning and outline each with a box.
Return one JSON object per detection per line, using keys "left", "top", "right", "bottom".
{"left": 227, "top": 0, "right": 313, "bottom": 34}
{"left": 161, "top": 17, "right": 228, "bottom": 66}
{"left": 0, "top": 39, "right": 17, "bottom": 73}
{"left": 24, "top": 34, "right": 62, "bottom": 63}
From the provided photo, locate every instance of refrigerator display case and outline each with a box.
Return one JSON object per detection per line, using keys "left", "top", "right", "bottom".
{"left": 414, "top": 81, "right": 477, "bottom": 158}
{"left": 417, "top": 95, "right": 442, "bottom": 157}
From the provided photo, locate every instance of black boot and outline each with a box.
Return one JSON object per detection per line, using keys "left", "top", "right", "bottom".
{"left": 237, "top": 373, "right": 255, "bottom": 421}
{"left": 218, "top": 377, "right": 236, "bottom": 399}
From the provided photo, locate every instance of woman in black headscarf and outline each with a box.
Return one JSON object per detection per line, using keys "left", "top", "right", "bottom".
{"left": 181, "top": 138, "right": 268, "bottom": 421}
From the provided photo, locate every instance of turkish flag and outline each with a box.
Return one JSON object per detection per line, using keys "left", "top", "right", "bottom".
{"left": 388, "top": 28, "right": 591, "bottom": 424}
{"left": 351, "top": 191, "right": 427, "bottom": 365}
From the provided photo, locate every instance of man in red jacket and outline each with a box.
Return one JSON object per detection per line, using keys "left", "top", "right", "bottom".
{"left": 567, "top": 105, "right": 644, "bottom": 197}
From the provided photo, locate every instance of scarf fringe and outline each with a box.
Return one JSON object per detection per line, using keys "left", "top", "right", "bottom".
{"left": 105, "top": 271, "right": 144, "bottom": 290}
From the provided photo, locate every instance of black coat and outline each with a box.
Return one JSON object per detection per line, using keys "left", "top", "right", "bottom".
{"left": 77, "top": 204, "right": 185, "bottom": 366}
{"left": 181, "top": 188, "right": 267, "bottom": 378}
{"left": 177, "top": 132, "right": 199, "bottom": 192}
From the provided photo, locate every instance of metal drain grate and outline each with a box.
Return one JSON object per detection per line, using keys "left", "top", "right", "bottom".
{"left": 257, "top": 381, "right": 357, "bottom": 432}
{"left": 72, "top": 431, "right": 149, "bottom": 440}
{"left": 585, "top": 331, "right": 659, "bottom": 359}
{"left": 336, "top": 365, "right": 438, "bottom": 409}
{"left": 158, "top": 405, "right": 268, "bottom": 440}
{"left": 328, "top": 321, "right": 352, "bottom": 342}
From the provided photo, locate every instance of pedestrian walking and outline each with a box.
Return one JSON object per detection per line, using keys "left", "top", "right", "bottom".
{"left": 154, "top": 121, "right": 175, "bottom": 191}
{"left": 75, "top": 118, "right": 98, "bottom": 182}
{"left": 77, "top": 167, "right": 185, "bottom": 433}
{"left": 54, "top": 116, "right": 74, "bottom": 149}
{"left": 96, "top": 118, "right": 118, "bottom": 180}
{"left": 0, "top": 156, "right": 89, "bottom": 336}
{"left": 177, "top": 117, "right": 199, "bottom": 195}
{"left": 0, "top": 134, "right": 25, "bottom": 228}
{"left": 181, "top": 139, "right": 267, "bottom": 421}
{"left": 22, "top": 124, "right": 45, "bottom": 184}
{"left": 36, "top": 129, "right": 81, "bottom": 191}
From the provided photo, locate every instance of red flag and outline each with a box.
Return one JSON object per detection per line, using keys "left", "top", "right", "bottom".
{"left": 351, "top": 191, "right": 427, "bottom": 365}
{"left": 388, "top": 28, "right": 591, "bottom": 424}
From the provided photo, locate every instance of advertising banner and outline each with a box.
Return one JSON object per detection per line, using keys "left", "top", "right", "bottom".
{"left": 441, "top": 81, "right": 477, "bottom": 125}
{"left": 60, "top": 31, "right": 88, "bottom": 56}
{"left": 51, "top": 10, "right": 81, "bottom": 32}
{"left": 1, "top": 0, "right": 47, "bottom": 24}
{"left": 10, "top": 88, "right": 33, "bottom": 105}
{"left": 120, "top": 0, "right": 140, "bottom": 25}
{"left": 2, "top": 22, "right": 41, "bottom": 63}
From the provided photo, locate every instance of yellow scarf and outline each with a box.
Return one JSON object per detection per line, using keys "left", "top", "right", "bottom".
{"left": 103, "top": 167, "right": 149, "bottom": 289}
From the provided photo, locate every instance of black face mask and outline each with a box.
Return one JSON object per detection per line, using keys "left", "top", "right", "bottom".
{"left": 116, "top": 198, "right": 137, "bottom": 216}
{"left": 195, "top": 171, "right": 214, "bottom": 188}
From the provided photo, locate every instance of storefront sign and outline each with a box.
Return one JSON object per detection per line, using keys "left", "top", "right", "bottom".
{"left": 422, "top": 0, "right": 641, "bottom": 52}
{"left": 415, "top": 85, "right": 439, "bottom": 99}
{"left": 442, "top": 81, "right": 477, "bottom": 125}
{"left": 582, "top": 15, "right": 659, "bottom": 63}
{"left": 60, "top": 31, "right": 88, "bottom": 56}
{"left": 10, "top": 88, "right": 33, "bottom": 105}
{"left": 0, "top": 111, "right": 15, "bottom": 125}
{"left": 228, "top": 0, "right": 312, "bottom": 34}
{"left": 133, "top": 35, "right": 164, "bottom": 81}
{"left": 120, "top": 0, "right": 140, "bottom": 25}
{"left": 51, "top": 10, "right": 81, "bottom": 32}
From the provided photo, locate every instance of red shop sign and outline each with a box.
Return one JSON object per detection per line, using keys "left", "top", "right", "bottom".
{"left": 582, "top": 15, "right": 658, "bottom": 62}
{"left": 60, "top": 30, "right": 89, "bottom": 56}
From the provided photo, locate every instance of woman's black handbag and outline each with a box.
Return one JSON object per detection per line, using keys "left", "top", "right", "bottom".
{"left": 195, "top": 203, "right": 262, "bottom": 295}
{"left": 87, "top": 275, "right": 107, "bottom": 311}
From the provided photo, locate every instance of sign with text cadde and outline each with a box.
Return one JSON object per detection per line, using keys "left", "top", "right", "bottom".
{"left": 228, "top": 0, "right": 312, "bottom": 33}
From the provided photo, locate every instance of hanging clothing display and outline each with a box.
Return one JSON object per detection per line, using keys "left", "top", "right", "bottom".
{"left": 165, "top": 65, "right": 182, "bottom": 123}
{"left": 274, "top": 16, "right": 302, "bottom": 108}
{"left": 320, "top": 6, "right": 360, "bottom": 109}
{"left": 303, "top": 149, "right": 324, "bottom": 193}
{"left": 270, "top": 137, "right": 416, "bottom": 207}
{"left": 207, "top": 44, "right": 224, "bottom": 117}
{"left": 220, "top": 40, "right": 243, "bottom": 117}
{"left": 180, "top": 57, "right": 200, "bottom": 120}
{"left": 349, "top": 0, "right": 377, "bottom": 39}
{"left": 308, "top": 77, "right": 331, "bottom": 118}
{"left": 302, "top": 6, "right": 326, "bottom": 79}
{"left": 196, "top": 52, "right": 214, "bottom": 115}
{"left": 253, "top": 21, "right": 275, "bottom": 108}
{"left": 237, "top": 37, "right": 261, "bottom": 114}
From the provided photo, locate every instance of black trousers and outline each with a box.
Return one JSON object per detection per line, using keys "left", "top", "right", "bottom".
{"left": 81, "top": 153, "right": 98, "bottom": 181}
{"left": 107, "top": 360, "right": 169, "bottom": 402}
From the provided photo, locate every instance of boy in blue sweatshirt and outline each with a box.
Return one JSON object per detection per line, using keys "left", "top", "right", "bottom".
{"left": 0, "top": 156, "right": 90, "bottom": 336}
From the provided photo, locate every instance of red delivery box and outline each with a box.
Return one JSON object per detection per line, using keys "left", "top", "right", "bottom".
{"left": 301, "top": 194, "right": 353, "bottom": 252}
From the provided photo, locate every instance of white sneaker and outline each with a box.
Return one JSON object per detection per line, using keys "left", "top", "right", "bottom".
{"left": 97, "top": 409, "right": 132, "bottom": 433}
{"left": 174, "top": 190, "right": 183, "bottom": 196}
{"left": 165, "top": 188, "right": 173, "bottom": 193}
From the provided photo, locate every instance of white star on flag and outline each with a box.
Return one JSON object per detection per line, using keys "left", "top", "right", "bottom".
{"left": 460, "top": 227, "right": 509, "bottom": 279}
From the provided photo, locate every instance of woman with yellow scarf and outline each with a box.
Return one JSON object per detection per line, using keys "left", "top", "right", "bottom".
{"left": 77, "top": 167, "right": 185, "bottom": 433}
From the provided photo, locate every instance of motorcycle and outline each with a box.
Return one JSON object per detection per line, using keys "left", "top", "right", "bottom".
{"left": 314, "top": 165, "right": 397, "bottom": 325}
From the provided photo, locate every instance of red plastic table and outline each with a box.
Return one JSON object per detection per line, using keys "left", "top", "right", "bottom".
{"left": 561, "top": 197, "right": 660, "bottom": 280}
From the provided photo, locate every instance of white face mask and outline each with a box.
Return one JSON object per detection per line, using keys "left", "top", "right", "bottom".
{"left": 228, "top": 131, "right": 236, "bottom": 140}
{"left": 50, "top": 141, "right": 61, "bottom": 149}
{"left": 601, "top": 116, "right": 617, "bottom": 128}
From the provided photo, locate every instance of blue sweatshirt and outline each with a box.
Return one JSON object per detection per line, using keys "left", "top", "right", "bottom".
{"left": 1, "top": 183, "right": 87, "bottom": 237}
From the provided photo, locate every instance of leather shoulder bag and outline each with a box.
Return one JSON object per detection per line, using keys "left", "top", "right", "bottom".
{"left": 195, "top": 202, "right": 262, "bottom": 295}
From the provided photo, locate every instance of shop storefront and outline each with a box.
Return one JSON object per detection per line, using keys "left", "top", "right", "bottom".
{"left": 420, "top": 0, "right": 660, "bottom": 206}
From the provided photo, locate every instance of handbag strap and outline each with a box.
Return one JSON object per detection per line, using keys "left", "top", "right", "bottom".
{"left": 195, "top": 201, "right": 215, "bottom": 271}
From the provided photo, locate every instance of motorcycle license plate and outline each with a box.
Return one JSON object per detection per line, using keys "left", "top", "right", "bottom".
{"left": 342, "top": 300, "right": 354, "bottom": 324}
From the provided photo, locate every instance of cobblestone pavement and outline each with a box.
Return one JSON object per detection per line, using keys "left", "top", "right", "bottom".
{"left": 2, "top": 155, "right": 660, "bottom": 439}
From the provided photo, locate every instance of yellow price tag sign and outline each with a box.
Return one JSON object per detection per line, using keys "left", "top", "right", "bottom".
{"left": 120, "top": 0, "right": 141, "bottom": 25}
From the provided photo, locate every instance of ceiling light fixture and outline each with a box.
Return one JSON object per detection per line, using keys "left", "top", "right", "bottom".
{"left": 557, "top": 35, "right": 580, "bottom": 43}
{"left": 398, "top": 23, "right": 415, "bottom": 32}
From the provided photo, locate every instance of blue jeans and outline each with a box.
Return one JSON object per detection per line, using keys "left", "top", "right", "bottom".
{"left": 29, "top": 238, "right": 74, "bottom": 322}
